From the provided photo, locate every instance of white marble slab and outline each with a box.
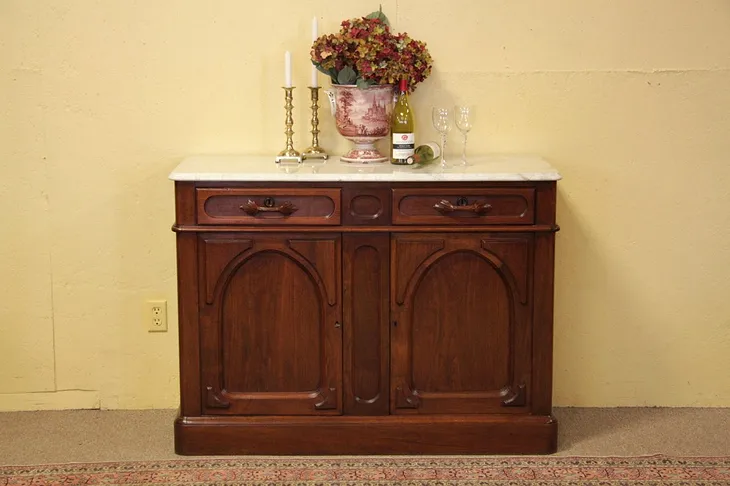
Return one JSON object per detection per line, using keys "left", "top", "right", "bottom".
{"left": 168, "top": 154, "right": 561, "bottom": 182}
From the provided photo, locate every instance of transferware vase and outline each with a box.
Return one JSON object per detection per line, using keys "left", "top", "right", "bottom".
{"left": 325, "top": 84, "right": 394, "bottom": 163}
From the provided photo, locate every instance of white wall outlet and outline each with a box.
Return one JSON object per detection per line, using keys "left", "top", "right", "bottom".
{"left": 145, "top": 300, "right": 167, "bottom": 332}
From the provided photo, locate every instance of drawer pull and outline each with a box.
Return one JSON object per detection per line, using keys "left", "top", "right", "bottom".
{"left": 240, "top": 199, "right": 299, "bottom": 216}
{"left": 433, "top": 198, "right": 492, "bottom": 215}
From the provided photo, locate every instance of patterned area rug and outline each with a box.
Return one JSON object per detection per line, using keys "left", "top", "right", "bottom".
{"left": 1, "top": 455, "right": 729, "bottom": 485}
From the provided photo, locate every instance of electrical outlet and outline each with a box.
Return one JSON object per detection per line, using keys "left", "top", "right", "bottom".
{"left": 145, "top": 300, "right": 167, "bottom": 332}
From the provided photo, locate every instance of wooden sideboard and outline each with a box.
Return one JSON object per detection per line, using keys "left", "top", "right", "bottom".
{"left": 170, "top": 156, "right": 560, "bottom": 455}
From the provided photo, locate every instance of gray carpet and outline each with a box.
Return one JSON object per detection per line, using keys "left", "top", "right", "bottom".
{"left": 0, "top": 407, "right": 729, "bottom": 465}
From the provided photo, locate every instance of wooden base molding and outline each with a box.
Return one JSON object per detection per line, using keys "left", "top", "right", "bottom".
{"left": 174, "top": 413, "right": 558, "bottom": 455}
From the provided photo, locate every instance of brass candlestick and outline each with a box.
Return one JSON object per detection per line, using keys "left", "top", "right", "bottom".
{"left": 302, "top": 86, "right": 328, "bottom": 160}
{"left": 275, "top": 87, "right": 302, "bottom": 164}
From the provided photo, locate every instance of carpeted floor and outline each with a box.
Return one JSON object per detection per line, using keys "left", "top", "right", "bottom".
{"left": 1, "top": 408, "right": 729, "bottom": 485}
{"left": 1, "top": 407, "right": 729, "bottom": 464}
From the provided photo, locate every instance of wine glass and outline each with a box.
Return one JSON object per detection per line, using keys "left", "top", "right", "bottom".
{"left": 455, "top": 106, "right": 473, "bottom": 166}
{"left": 432, "top": 107, "right": 452, "bottom": 169}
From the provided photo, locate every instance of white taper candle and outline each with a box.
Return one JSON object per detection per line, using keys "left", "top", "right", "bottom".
{"left": 285, "top": 51, "right": 292, "bottom": 88}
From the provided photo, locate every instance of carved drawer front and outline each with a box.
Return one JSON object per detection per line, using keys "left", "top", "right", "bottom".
{"left": 196, "top": 188, "right": 341, "bottom": 225}
{"left": 392, "top": 188, "right": 535, "bottom": 225}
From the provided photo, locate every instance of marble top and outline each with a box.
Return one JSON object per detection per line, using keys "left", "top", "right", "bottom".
{"left": 168, "top": 155, "right": 561, "bottom": 182}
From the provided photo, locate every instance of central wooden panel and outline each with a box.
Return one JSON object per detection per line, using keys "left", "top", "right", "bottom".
{"left": 411, "top": 252, "right": 509, "bottom": 392}
{"left": 343, "top": 234, "right": 390, "bottom": 415}
{"left": 351, "top": 246, "right": 381, "bottom": 399}
{"left": 222, "top": 252, "right": 320, "bottom": 393}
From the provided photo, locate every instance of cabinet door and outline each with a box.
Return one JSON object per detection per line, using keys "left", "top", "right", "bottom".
{"left": 199, "top": 233, "right": 342, "bottom": 415}
{"left": 391, "top": 233, "right": 532, "bottom": 414}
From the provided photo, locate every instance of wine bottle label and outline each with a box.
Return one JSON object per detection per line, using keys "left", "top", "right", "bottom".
{"left": 392, "top": 133, "right": 415, "bottom": 159}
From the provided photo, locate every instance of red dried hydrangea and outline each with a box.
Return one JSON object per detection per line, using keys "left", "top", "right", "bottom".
{"left": 311, "top": 10, "right": 432, "bottom": 92}
{"left": 394, "top": 33, "right": 433, "bottom": 92}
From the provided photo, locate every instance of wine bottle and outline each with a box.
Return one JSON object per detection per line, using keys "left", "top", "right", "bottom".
{"left": 406, "top": 142, "right": 441, "bottom": 166}
{"left": 390, "top": 78, "right": 415, "bottom": 165}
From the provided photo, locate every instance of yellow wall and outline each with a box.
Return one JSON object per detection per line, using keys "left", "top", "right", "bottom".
{"left": 1, "top": 0, "right": 729, "bottom": 410}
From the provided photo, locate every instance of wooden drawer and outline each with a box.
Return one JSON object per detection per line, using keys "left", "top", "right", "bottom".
{"left": 196, "top": 188, "right": 341, "bottom": 225}
{"left": 392, "top": 188, "right": 535, "bottom": 225}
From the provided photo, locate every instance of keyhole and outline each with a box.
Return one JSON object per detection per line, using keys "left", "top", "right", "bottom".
{"left": 456, "top": 197, "right": 469, "bottom": 207}
{"left": 263, "top": 197, "right": 275, "bottom": 208}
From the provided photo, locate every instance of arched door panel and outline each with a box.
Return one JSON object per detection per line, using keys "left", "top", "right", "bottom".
{"left": 199, "top": 234, "right": 342, "bottom": 415}
{"left": 391, "top": 233, "right": 532, "bottom": 414}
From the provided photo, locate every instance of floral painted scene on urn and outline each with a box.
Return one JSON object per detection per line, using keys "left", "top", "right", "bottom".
{"left": 311, "top": 7, "right": 433, "bottom": 163}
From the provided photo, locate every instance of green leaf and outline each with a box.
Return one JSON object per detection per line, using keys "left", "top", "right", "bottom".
{"left": 337, "top": 66, "right": 357, "bottom": 85}
{"left": 356, "top": 77, "right": 376, "bottom": 89}
{"left": 365, "top": 4, "right": 390, "bottom": 27}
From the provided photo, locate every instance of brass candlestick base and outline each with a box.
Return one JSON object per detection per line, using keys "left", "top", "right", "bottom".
{"left": 302, "top": 86, "right": 328, "bottom": 160}
{"left": 276, "top": 87, "right": 302, "bottom": 164}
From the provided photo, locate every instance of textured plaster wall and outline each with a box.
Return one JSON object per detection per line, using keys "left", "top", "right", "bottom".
{"left": 1, "top": 0, "right": 729, "bottom": 410}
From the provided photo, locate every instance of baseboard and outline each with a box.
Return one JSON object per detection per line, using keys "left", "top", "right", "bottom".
{"left": 0, "top": 390, "right": 100, "bottom": 411}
